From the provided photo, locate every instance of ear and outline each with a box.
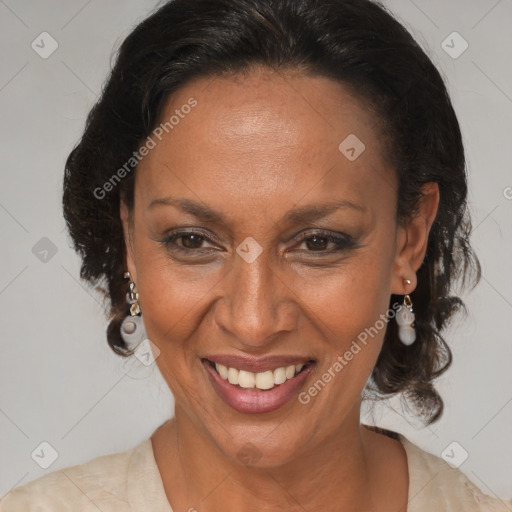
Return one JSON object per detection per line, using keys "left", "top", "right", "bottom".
{"left": 120, "top": 198, "right": 137, "bottom": 283}
{"left": 391, "top": 183, "right": 440, "bottom": 295}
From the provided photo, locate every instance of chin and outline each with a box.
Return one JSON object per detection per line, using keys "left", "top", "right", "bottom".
{"left": 203, "top": 413, "right": 316, "bottom": 470}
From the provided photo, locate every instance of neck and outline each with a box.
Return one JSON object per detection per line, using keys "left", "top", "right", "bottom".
{"left": 153, "top": 405, "right": 383, "bottom": 511}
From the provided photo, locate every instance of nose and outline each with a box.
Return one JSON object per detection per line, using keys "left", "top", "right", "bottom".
{"left": 213, "top": 248, "right": 298, "bottom": 349}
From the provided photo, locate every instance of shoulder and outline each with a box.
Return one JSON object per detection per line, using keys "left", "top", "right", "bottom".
{"left": 0, "top": 439, "right": 152, "bottom": 512}
{"left": 399, "top": 434, "right": 512, "bottom": 512}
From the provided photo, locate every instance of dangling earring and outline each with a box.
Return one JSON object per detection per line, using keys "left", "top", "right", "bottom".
{"left": 120, "top": 271, "right": 147, "bottom": 349}
{"left": 396, "top": 278, "right": 416, "bottom": 346}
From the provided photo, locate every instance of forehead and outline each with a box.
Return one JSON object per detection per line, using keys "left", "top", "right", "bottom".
{"left": 135, "top": 67, "right": 396, "bottom": 223}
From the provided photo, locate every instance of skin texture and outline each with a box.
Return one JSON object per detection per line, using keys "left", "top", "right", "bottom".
{"left": 121, "top": 66, "right": 439, "bottom": 511}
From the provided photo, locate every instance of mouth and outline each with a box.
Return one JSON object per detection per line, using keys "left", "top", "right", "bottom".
{"left": 204, "top": 358, "right": 315, "bottom": 390}
{"left": 201, "top": 357, "right": 316, "bottom": 414}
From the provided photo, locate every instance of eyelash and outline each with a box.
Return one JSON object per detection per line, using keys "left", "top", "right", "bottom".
{"left": 161, "top": 228, "right": 358, "bottom": 256}
{"left": 294, "top": 230, "right": 357, "bottom": 254}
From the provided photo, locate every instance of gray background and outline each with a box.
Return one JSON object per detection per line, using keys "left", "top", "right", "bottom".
{"left": 1, "top": 0, "right": 511, "bottom": 502}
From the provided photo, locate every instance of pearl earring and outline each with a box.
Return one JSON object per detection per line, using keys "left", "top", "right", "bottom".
{"left": 120, "top": 271, "right": 147, "bottom": 349}
{"left": 396, "top": 278, "right": 416, "bottom": 346}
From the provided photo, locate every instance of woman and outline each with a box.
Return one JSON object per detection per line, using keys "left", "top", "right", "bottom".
{"left": 1, "top": 0, "right": 509, "bottom": 510}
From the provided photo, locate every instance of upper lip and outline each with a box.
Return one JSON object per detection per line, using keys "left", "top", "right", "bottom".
{"left": 203, "top": 355, "right": 314, "bottom": 373}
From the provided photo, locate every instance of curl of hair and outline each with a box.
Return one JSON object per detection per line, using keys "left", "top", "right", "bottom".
{"left": 63, "top": 0, "right": 480, "bottom": 425}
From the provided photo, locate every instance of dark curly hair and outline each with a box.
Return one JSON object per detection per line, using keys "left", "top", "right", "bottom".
{"left": 62, "top": 0, "right": 480, "bottom": 425}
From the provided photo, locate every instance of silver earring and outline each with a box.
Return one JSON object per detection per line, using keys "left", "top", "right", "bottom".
{"left": 120, "top": 271, "right": 147, "bottom": 349}
{"left": 396, "top": 279, "right": 416, "bottom": 345}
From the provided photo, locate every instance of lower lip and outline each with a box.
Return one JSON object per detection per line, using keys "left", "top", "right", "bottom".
{"left": 202, "top": 360, "right": 314, "bottom": 414}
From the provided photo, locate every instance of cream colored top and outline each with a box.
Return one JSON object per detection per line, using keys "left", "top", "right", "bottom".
{"left": 1, "top": 433, "right": 510, "bottom": 511}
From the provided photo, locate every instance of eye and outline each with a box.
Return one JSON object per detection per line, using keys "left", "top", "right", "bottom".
{"left": 162, "top": 229, "right": 219, "bottom": 253}
{"left": 293, "top": 230, "right": 357, "bottom": 254}
{"left": 160, "top": 228, "right": 358, "bottom": 258}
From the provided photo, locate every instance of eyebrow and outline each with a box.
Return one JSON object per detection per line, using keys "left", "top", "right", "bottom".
{"left": 147, "top": 196, "right": 365, "bottom": 226}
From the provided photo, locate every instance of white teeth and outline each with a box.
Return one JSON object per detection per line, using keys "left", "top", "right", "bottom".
{"left": 227, "top": 367, "right": 239, "bottom": 385}
{"left": 213, "top": 361, "right": 308, "bottom": 390}
{"left": 238, "top": 370, "right": 255, "bottom": 389}
{"left": 216, "top": 363, "right": 228, "bottom": 380}
{"left": 255, "top": 370, "right": 275, "bottom": 390}
{"left": 273, "top": 367, "right": 287, "bottom": 385}
{"left": 285, "top": 365, "right": 295, "bottom": 379}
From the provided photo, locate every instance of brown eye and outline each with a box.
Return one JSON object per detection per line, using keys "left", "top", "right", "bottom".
{"left": 162, "top": 230, "right": 218, "bottom": 254}
{"left": 293, "top": 230, "right": 358, "bottom": 254}
{"left": 180, "top": 233, "right": 205, "bottom": 249}
{"left": 304, "top": 235, "right": 329, "bottom": 251}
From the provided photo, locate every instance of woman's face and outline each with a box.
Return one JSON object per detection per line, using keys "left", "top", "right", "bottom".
{"left": 122, "top": 67, "right": 426, "bottom": 466}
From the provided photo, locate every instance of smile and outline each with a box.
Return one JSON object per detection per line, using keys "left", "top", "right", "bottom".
{"left": 213, "top": 361, "right": 307, "bottom": 390}
{"left": 202, "top": 357, "right": 316, "bottom": 414}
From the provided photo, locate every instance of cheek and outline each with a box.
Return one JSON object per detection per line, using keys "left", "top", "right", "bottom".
{"left": 134, "top": 262, "right": 216, "bottom": 404}
{"left": 137, "top": 268, "right": 214, "bottom": 346}
{"left": 301, "top": 244, "right": 395, "bottom": 397}
{"left": 308, "top": 278, "right": 389, "bottom": 390}
{"left": 133, "top": 241, "right": 227, "bottom": 367}
{"left": 305, "top": 252, "right": 394, "bottom": 340}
